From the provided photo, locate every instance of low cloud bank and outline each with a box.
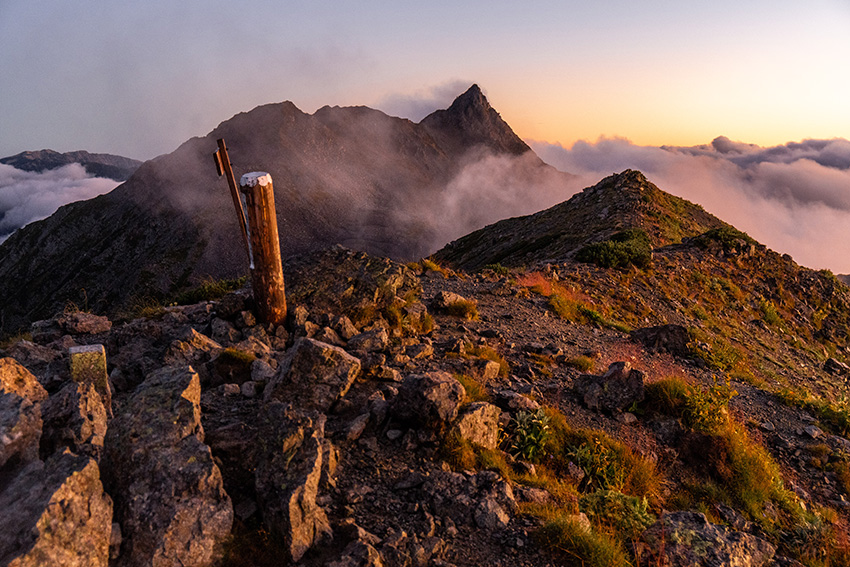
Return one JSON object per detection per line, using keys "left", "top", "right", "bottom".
{"left": 530, "top": 136, "right": 850, "bottom": 273}
{"left": 0, "top": 163, "right": 118, "bottom": 243}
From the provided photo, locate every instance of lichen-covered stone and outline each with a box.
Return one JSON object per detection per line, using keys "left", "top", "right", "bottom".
{"left": 453, "top": 402, "right": 501, "bottom": 449}
{"left": 392, "top": 372, "right": 465, "bottom": 429}
{"left": 103, "top": 366, "right": 232, "bottom": 567}
{"left": 639, "top": 511, "right": 775, "bottom": 567}
{"left": 255, "top": 402, "right": 332, "bottom": 561}
{"left": 264, "top": 338, "right": 360, "bottom": 412}
{"left": 0, "top": 450, "right": 113, "bottom": 567}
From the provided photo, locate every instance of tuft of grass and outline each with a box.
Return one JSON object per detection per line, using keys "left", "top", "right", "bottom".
{"left": 565, "top": 355, "right": 595, "bottom": 372}
{"left": 467, "top": 344, "right": 510, "bottom": 377}
{"left": 419, "top": 258, "right": 449, "bottom": 278}
{"left": 444, "top": 299, "right": 479, "bottom": 320}
{"left": 455, "top": 373, "right": 490, "bottom": 403}
{"left": 176, "top": 276, "right": 247, "bottom": 305}
{"left": 483, "top": 263, "right": 510, "bottom": 275}
{"left": 536, "top": 516, "right": 630, "bottom": 567}
{"left": 644, "top": 376, "right": 691, "bottom": 416}
{"left": 759, "top": 299, "right": 782, "bottom": 327}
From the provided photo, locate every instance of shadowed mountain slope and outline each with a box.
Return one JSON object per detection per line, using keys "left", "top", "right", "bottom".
{"left": 0, "top": 85, "right": 575, "bottom": 332}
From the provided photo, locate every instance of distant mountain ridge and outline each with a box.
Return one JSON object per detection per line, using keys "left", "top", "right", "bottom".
{"left": 0, "top": 149, "right": 142, "bottom": 181}
{"left": 0, "top": 85, "right": 575, "bottom": 332}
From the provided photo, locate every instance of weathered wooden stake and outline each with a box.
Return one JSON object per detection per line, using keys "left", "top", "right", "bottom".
{"left": 240, "top": 172, "right": 287, "bottom": 325}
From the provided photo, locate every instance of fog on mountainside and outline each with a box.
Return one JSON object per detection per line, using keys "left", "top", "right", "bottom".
{"left": 531, "top": 136, "right": 850, "bottom": 274}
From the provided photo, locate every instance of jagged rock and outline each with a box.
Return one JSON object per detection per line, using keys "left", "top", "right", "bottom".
{"left": 264, "top": 338, "right": 361, "bottom": 412}
{"left": 423, "top": 469, "right": 516, "bottom": 530}
{"left": 40, "top": 380, "right": 107, "bottom": 460}
{"left": 432, "top": 291, "right": 468, "bottom": 310}
{"left": 347, "top": 329, "right": 390, "bottom": 354}
{"left": 470, "top": 359, "right": 501, "bottom": 382}
{"left": 333, "top": 315, "right": 359, "bottom": 341}
{"left": 102, "top": 366, "right": 233, "bottom": 567}
{"left": 346, "top": 413, "right": 370, "bottom": 441}
{"left": 452, "top": 402, "right": 501, "bottom": 449}
{"left": 493, "top": 389, "right": 540, "bottom": 413}
{"left": 392, "top": 372, "right": 465, "bottom": 429}
{"left": 631, "top": 324, "right": 691, "bottom": 356}
{"left": 57, "top": 311, "right": 112, "bottom": 336}
{"left": 0, "top": 450, "right": 113, "bottom": 566}
{"left": 804, "top": 425, "right": 824, "bottom": 439}
{"left": 254, "top": 402, "right": 332, "bottom": 562}
{"left": 164, "top": 329, "right": 221, "bottom": 367}
{"left": 328, "top": 540, "right": 384, "bottom": 567}
{"left": 474, "top": 497, "right": 510, "bottom": 530}
{"left": 406, "top": 342, "right": 435, "bottom": 360}
{"left": 316, "top": 326, "right": 347, "bottom": 347}
{"left": 211, "top": 318, "right": 241, "bottom": 344}
{"left": 638, "top": 511, "right": 775, "bottom": 567}
{"left": 823, "top": 357, "right": 850, "bottom": 376}
{"left": 0, "top": 358, "right": 48, "bottom": 468}
{"left": 575, "top": 361, "right": 645, "bottom": 413}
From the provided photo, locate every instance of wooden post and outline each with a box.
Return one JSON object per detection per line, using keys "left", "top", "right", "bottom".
{"left": 240, "top": 172, "right": 287, "bottom": 325}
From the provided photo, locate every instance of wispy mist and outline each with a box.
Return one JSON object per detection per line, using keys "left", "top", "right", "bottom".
{"left": 0, "top": 163, "right": 118, "bottom": 242}
{"left": 376, "top": 81, "right": 474, "bottom": 122}
{"left": 530, "top": 136, "right": 850, "bottom": 273}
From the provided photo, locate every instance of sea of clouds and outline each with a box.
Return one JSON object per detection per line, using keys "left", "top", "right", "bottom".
{"left": 0, "top": 163, "right": 119, "bottom": 243}
{"left": 530, "top": 136, "right": 850, "bottom": 273}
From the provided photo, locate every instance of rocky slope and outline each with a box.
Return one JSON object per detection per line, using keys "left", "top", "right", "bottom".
{"left": 0, "top": 149, "right": 142, "bottom": 181}
{"left": 0, "top": 85, "right": 575, "bottom": 334}
{"left": 3, "top": 210, "right": 850, "bottom": 566}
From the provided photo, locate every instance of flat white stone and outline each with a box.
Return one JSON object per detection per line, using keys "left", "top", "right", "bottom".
{"left": 240, "top": 171, "right": 272, "bottom": 187}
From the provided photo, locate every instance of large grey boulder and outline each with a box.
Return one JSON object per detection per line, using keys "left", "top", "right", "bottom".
{"left": 392, "top": 372, "right": 465, "bottom": 429}
{"left": 254, "top": 401, "right": 332, "bottom": 562}
{"left": 638, "top": 511, "right": 775, "bottom": 567}
{"left": 0, "top": 450, "right": 113, "bottom": 567}
{"left": 575, "top": 361, "right": 645, "bottom": 413}
{"left": 0, "top": 357, "right": 48, "bottom": 468}
{"left": 103, "top": 366, "right": 233, "bottom": 567}
{"left": 264, "top": 338, "right": 361, "bottom": 412}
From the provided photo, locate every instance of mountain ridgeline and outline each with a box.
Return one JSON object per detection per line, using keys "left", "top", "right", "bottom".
{"left": 0, "top": 85, "right": 573, "bottom": 332}
{"left": 0, "top": 149, "right": 142, "bottom": 182}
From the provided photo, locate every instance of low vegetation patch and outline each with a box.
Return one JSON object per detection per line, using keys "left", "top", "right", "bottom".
{"left": 444, "top": 298, "right": 479, "bottom": 320}
{"left": 575, "top": 229, "right": 652, "bottom": 270}
{"left": 175, "top": 276, "right": 247, "bottom": 305}
{"left": 777, "top": 387, "right": 850, "bottom": 437}
{"left": 455, "top": 373, "right": 490, "bottom": 403}
{"left": 536, "top": 515, "right": 630, "bottom": 567}
{"left": 516, "top": 272, "right": 630, "bottom": 332}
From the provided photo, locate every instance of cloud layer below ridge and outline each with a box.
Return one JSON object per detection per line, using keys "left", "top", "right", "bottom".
{"left": 530, "top": 136, "right": 850, "bottom": 274}
{"left": 0, "top": 163, "right": 119, "bottom": 243}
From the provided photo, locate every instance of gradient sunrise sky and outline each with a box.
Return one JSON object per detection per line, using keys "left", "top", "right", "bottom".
{"left": 0, "top": 0, "right": 848, "bottom": 160}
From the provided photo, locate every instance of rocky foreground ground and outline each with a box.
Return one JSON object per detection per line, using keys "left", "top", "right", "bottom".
{"left": 1, "top": 246, "right": 848, "bottom": 566}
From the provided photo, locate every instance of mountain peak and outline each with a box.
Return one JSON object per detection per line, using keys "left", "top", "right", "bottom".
{"left": 420, "top": 84, "right": 531, "bottom": 156}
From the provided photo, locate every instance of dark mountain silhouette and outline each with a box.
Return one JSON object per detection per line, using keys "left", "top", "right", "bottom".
{"left": 0, "top": 150, "right": 142, "bottom": 181}
{"left": 0, "top": 85, "right": 575, "bottom": 332}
